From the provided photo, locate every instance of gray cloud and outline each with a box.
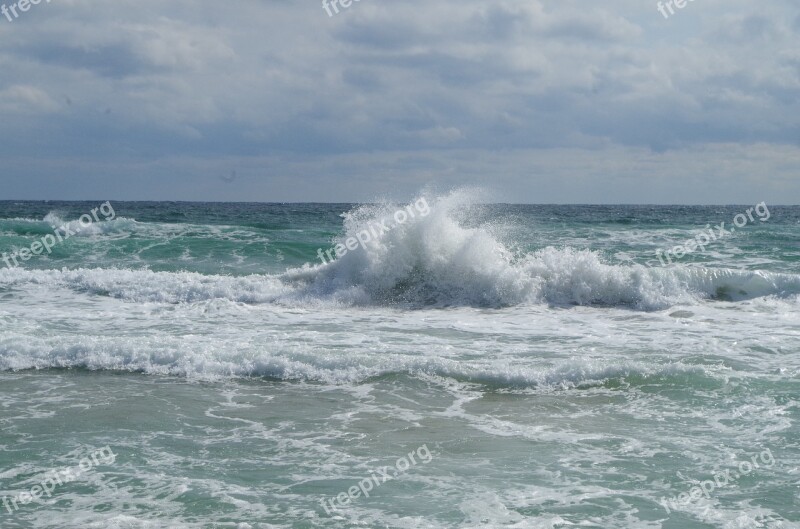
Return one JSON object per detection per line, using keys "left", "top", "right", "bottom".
{"left": 0, "top": 0, "right": 798, "bottom": 202}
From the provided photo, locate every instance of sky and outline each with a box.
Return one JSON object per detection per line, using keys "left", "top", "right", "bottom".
{"left": 0, "top": 0, "right": 798, "bottom": 203}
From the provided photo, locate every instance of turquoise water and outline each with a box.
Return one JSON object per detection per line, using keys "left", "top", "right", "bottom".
{"left": 0, "top": 192, "right": 798, "bottom": 528}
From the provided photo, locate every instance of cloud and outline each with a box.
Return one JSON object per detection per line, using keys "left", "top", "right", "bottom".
{"left": 0, "top": 0, "right": 798, "bottom": 202}
{"left": 0, "top": 84, "right": 60, "bottom": 113}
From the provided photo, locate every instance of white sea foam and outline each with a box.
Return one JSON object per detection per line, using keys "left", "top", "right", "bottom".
{"left": 0, "top": 327, "right": 715, "bottom": 387}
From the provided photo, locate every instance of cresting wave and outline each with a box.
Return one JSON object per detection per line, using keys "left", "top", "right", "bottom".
{"left": 0, "top": 191, "right": 799, "bottom": 309}
{"left": 284, "top": 191, "right": 800, "bottom": 308}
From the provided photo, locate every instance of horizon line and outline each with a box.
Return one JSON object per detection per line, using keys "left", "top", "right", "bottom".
{"left": 0, "top": 200, "right": 794, "bottom": 207}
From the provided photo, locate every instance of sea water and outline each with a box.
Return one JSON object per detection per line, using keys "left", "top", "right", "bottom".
{"left": 0, "top": 191, "right": 798, "bottom": 528}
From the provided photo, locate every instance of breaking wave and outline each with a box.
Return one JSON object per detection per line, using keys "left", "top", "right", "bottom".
{"left": 0, "top": 191, "right": 798, "bottom": 310}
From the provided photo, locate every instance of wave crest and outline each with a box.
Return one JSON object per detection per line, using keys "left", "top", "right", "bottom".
{"left": 282, "top": 191, "right": 800, "bottom": 309}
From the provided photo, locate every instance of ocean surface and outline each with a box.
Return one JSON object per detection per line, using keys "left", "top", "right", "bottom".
{"left": 0, "top": 191, "right": 798, "bottom": 529}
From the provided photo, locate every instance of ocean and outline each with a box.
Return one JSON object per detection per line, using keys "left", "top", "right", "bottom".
{"left": 0, "top": 190, "right": 798, "bottom": 528}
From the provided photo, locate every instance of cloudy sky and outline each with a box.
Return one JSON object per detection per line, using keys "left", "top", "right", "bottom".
{"left": 1, "top": 0, "right": 798, "bottom": 203}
